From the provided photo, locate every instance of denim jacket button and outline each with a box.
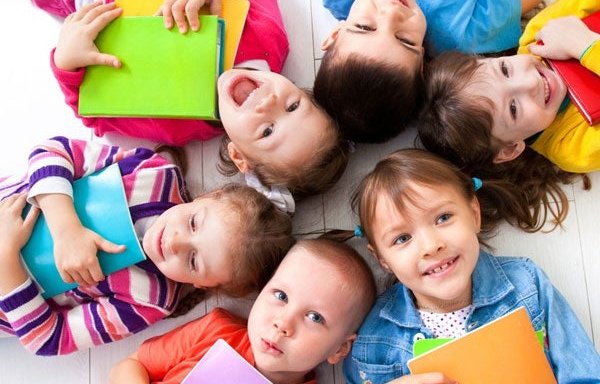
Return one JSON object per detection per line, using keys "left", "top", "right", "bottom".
{"left": 413, "top": 333, "right": 426, "bottom": 343}
{"left": 467, "top": 321, "right": 478, "bottom": 330}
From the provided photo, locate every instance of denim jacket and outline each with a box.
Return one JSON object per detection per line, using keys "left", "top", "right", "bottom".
{"left": 343, "top": 251, "right": 600, "bottom": 383}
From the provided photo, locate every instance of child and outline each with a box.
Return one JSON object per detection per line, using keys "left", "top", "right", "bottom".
{"left": 0, "top": 136, "right": 294, "bottom": 355}
{"left": 417, "top": 0, "right": 599, "bottom": 231}
{"left": 313, "top": 0, "right": 542, "bottom": 143}
{"left": 108, "top": 238, "right": 377, "bottom": 383}
{"left": 342, "top": 148, "right": 600, "bottom": 383}
{"left": 47, "top": 1, "right": 350, "bottom": 200}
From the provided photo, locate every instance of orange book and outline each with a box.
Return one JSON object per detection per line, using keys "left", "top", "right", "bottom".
{"left": 115, "top": 0, "right": 249, "bottom": 71}
{"left": 407, "top": 307, "right": 557, "bottom": 384}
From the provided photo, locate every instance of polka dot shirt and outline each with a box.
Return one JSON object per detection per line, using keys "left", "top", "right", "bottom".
{"left": 418, "top": 305, "right": 475, "bottom": 338}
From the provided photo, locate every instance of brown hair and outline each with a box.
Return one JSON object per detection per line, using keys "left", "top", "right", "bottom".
{"left": 217, "top": 106, "right": 351, "bottom": 200}
{"left": 314, "top": 48, "right": 424, "bottom": 143}
{"left": 170, "top": 184, "right": 296, "bottom": 317}
{"left": 417, "top": 51, "right": 589, "bottom": 232}
{"left": 294, "top": 238, "right": 376, "bottom": 331}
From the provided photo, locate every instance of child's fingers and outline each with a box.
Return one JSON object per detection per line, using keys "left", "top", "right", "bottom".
{"left": 209, "top": 0, "right": 222, "bottom": 16}
{"left": 81, "top": 1, "right": 117, "bottom": 25}
{"left": 172, "top": 0, "right": 190, "bottom": 33}
{"left": 97, "top": 238, "right": 126, "bottom": 255}
{"left": 70, "top": 0, "right": 105, "bottom": 22}
{"left": 78, "top": 269, "right": 99, "bottom": 286}
{"left": 23, "top": 206, "right": 40, "bottom": 231}
{"left": 185, "top": 0, "right": 202, "bottom": 32}
{"left": 88, "top": 52, "right": 121, "bottom": 68}
{"left": 86, "top": 4, "right": 122, "bottom": 32}
{"left": 161, "top": 0, "right": 176, "bottom": 29}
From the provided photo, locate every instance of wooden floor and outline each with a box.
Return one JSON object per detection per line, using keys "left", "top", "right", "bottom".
{"left": 1, "top": 1, "right": 598, "bottom": 383}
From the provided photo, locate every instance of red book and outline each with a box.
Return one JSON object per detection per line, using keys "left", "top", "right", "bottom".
{"left": 544, "top": 11, "right": 600, "bottom": 125}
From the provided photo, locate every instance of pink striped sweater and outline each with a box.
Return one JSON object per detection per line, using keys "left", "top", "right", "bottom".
{"left": 0, "top": 136, "right": 187, "bottom": 355}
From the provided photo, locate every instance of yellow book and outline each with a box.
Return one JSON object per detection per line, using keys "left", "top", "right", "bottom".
{"left": 115, "top": 0, "right": 249, "bottom": 70}
{"left": 407, "top": 307, "right": 557, "bottom": 384}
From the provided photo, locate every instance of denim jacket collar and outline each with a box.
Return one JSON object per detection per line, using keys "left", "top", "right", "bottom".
{"left": 378, "top": 250, "right": 515, "bottom": 330}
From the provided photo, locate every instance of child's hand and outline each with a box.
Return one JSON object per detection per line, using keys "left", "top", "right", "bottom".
{"left": 53, "top": 226, "right": 125, "bottom": 286}
{"left": 387, "top": 373, "right": 458, "bottom": 384}
{"left": 0, "top": 194, "right": 39, "bottom": 295}
{"left": 0, "top": 194, "right": 39, "bottom": 257}
{"left": 158, "top": 0, "right": 221, "bottom": 33}
{"left": 54, "top": 1, "right": 123, "bottom": 71}
{"left": 529, "top": 16, "right": 600, "bottom": 60}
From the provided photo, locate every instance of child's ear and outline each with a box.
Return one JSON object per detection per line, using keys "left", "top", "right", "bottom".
{"left": 367, "top": 244, "right": 391, "bottom": 272}
{"left": 326, "top": 334, "right": 357, "bottom": 365}
{"left": 470, "top": 196, "right": 482, "bottom": 233}
{"left": 321, "top": 22, "right": 344, "bottom": 51}
{"left": 493, "top": 141, "right": 526, "bottom": 164}
{"left": 227, "top": 141, "right": 249, "bottom": 174}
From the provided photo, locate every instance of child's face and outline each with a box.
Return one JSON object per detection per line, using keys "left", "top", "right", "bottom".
{"left": 322, "top": 0, "right": 426, "bottom": 71}
{"left": 142, "top": 197, "right": 235, "bottom": 289}
{"left": 247, "top": 247, "right": 356, "bottom": 381}
{"left": 469, "top": 55, "right": 567, "bottom": 158}
{"left": 217, "top": 69, "right": 332, "bottom": 173}
{"left": 368, "top": 183, "right": 481, "bottom": 312}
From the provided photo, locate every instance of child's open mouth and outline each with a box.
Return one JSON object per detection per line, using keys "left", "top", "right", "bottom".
{"left": 230, "top": 77, "right": 260, "bottom": 107}
{"left": 540, "top": 70, "right": 550, "bottom": 105}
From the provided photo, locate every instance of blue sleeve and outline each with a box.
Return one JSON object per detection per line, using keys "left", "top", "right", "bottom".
{"left": 322, "top": 0, "right": 353, "bottom": 20}
{"left": 532, "top": 261, "right": 600, "bottom": 382}
{"left": 419, "top": 0, "right": 522, "bottom": 55}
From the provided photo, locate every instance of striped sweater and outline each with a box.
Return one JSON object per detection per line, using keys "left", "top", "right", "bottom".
{"left": 0, "top": 136, "right": 187, "bottom": 355}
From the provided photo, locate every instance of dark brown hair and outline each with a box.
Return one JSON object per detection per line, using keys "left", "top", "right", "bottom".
{"left": 217, "top": 115, "right": 351, "bottom": 200}
{"left": 314, "top": 49, "right": 424, "bottom": 143}
{"left": 417, "top": 51, "right": 589, "bottom": 232}
{"left": 170, "top": 184, "right": 296, "bottom": 317}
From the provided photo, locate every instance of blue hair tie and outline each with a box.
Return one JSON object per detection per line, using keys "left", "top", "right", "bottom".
{"left": 354, "top": 224, "right": 364, "bottom": 238}
{"left": 472, "top": 177, "right": 483, "bottom": 191}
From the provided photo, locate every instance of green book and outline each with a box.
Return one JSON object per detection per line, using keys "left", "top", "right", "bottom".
{"left": 21, "top": 164, "right": 146, "bottom": 299}
{"left": 79, "top": 16, "right": 224, "bottom": 119}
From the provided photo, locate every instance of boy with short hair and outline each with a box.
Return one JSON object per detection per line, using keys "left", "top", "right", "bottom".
{"left": 109, "top": 239, "right": 377, "bottom": 384}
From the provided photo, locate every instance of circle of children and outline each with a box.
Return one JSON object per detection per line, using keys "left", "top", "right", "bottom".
{"left": 1, "top": 0, "right": 600, "bottom": 382}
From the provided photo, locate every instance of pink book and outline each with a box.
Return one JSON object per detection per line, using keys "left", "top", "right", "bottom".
{"left": 181, "top": 339, "right": 272, "bottom": 384}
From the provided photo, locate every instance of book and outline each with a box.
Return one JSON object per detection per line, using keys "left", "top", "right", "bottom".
{"left": 181, "top": 339, "right": 272, "bottom": 384}
{"left": 407, "top": 306, "right": 557, "bottom": 384}
{"left": 79, "top": 15, "right": 224, "bottom": 119}
{"left": 20, "top": 164, "right": 146, "bottom": 299}
{"left": 545, "top": 11, "right": 600, "bottom": 125}
{"left": 115, "top": 0, "right": 250, "bottom": 71}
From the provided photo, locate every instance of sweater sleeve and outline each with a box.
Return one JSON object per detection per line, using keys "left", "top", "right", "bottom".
{"left": 0, "top": 266, "right": 182, "bottom": 355}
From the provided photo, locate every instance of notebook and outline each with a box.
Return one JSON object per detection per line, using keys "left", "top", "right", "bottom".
{"left": 79, "top": 15, "right": 224, "bottom": 119}
{"left": 407, "top": 306, "right": 557, "bottom": 384}
{"left": 181, "top": 339, "right": 272, "bottom": 384}
{"left": 545, "top": 11, "right": 600, "bottom": 125}
{"left": 20, "top": 164, "right": 146, "bottom": 299}
{"left": 115, "top": 0, "right": 250, "bottom": 71}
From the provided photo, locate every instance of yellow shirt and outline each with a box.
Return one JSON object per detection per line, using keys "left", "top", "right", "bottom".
{"left": 518, "top": 0, "right": 600, "bottom": 173}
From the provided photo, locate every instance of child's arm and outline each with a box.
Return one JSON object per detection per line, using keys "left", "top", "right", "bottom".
{"left": 54, "top": 1, "right": 122, "bottom": 72}
{"left": 158, "top": 0, "right": 222, "bottom": 33}
{"left": 528, "top": 16, "right": 600, "bottom": 61}
{"left": 0, "top": 194, "right": 39, "bottom": 296}
{"left": 109, "top": 352, "right": 150, "bottom": 384}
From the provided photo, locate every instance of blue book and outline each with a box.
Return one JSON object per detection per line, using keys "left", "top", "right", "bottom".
{"left": 21, "top": 164, "right": 146, "bottom": 299}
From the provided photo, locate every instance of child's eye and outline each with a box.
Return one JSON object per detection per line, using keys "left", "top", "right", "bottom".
{"left": 190, "top": 215, "right": 197, "bottom": 232}
{"left": 286, "top": 101, "right": 300, "bottom": 112}
{"left": 307, "top": 311, "right": 324, "bottom": 324}
{"left": 189, "top": 252, "right": 197, "bottom": 272}
{"left": 397, "top": 36, "right": 416, "bottom": 47}
{"left": 262, "top": 125, "right": 273, "bottom": 138}
{"left": 274, "top": 290, "right": 288, "bottom": 303}
{"left": 509, "top": 100, "right": 517, "bottom": 120}
{"left": 355, "top": 24, "right": 374, "bottom": 31}
{"left": 500, "top": 61, "right": 509, "bottom": 77}
{"left": 436, "top": 213, "right": 452, "bottom": 224}
{"left": 393, "top": 234, "right": 412, "bottom": 245}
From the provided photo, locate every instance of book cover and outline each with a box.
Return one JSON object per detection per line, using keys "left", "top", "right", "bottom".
{"left": 20, "top": 164, "right": 146, "bottom": 299}
{"left": 115, "top": 0, "right": 250, "bottom": 71}
{"left": 181, "top": 339, "right": 272, "bottom": 384}
{"left": 79, "top": 16, "right": 224, "bottom": 119}
{"left": 545, "top": 11, "right": 600, "bottom": 125}
{"left": 407, "top": 306, "right": 557, "bottom": 384}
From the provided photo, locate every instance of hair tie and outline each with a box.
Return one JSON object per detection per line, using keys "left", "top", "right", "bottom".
{"left": 472, "top": 177, "right": 483, "bottom": 191}
{"left": 354, "top": 224, "right": 364, "bottom": 238}
{"left": 244, "top": 171, "right": 295, "bottom": 214}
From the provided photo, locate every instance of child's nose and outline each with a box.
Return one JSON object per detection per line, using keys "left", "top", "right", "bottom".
{"left": 255, "top": 93, "right": 277, "bottom": 113}
{"left": 273, "top": 312, "right": 294, "bottom": 337}
{"left": 420, "top": 232, "right": 445, "bottom": 258}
